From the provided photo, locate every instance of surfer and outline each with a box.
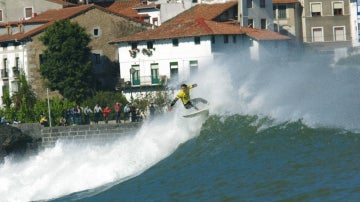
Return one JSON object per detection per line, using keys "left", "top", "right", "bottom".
{"left": 169, "top": 83, "right": 207, "bottom": 111}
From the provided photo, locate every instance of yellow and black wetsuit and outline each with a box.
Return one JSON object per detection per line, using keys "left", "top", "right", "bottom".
{"left": 171, "top": 85, "right": 195, "bottom": 109}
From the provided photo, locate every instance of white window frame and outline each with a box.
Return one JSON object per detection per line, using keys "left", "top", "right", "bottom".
{"left": 333, "top": 26, "right": 346, "bottom": 41}
{"left": 24, "top": 7, "right": 33, "bottom": 19}
{"left": 332, "top": 1, "right": 344, "bottom": 16}
{"left": 312, "top": 27, "right": 324, "bottom": 42}
{"left": 310, "top": 2, "right": 322, "bottom": 17}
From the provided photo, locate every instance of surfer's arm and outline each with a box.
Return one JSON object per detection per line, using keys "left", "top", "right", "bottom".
{"left": 170, "top": 98, "right": 179, "bottom": 107}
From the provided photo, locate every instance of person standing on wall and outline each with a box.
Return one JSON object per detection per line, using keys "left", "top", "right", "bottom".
{"left": 103, "top": 106, "right": 112, "bottom": 124}
{"left": 115, "top": 102, "right": 122, "bottom": 123}
{"left": 94, "top": 104, "right": 102, "bottom": 124}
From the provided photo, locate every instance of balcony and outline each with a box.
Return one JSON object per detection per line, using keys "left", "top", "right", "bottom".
{"left": 1, "top": 69, "right": 8, "bottom": 79}
{"left": 116, "top": 75, "right": 168, "bottom": 92}
{"left": 131, "top": 75, "right": 167, "bottom": 86}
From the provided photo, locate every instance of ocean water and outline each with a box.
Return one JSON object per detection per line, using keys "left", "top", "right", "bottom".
{"left": 1, "top": 54, "right": 360, "bottom": 201}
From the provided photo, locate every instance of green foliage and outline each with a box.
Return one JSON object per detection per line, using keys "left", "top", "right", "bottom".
{"left": 82, "top": 91, "right": 128, "bottom": 109}
{"left": 133, "top": 91, "right": 172, "bottom": 114}
{"left": 34, "top": 98, "right": 75, "bottom": 126}
{"left": 12, "top": 71, "right": 37, "bottom": 122}
{"left": 39, "top": 19, "right": 94, "bottom": 103}
{"left": 2, "top": 86, "right": 11, "bottom": 109}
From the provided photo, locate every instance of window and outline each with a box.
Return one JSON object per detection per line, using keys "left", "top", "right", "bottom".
{"left": 131, "top": 42, "right": 138, "bottom": 49}
{"left": 172, "top": 38, "right": 179, "bottom": 46}
{"left": 278, "top": 5, "right": 286, "bottom": 19}
{"left": 3, "top": 58, "right": 7, "bottom": 69}
{"left": 333, "top": 2, "right": 343, "bottom": 16}
{"left": 93, "top": 27, "right": 101, "bottom": 37}
{"left": 189, "top": 60, "right": 198, "bottom": 75}
{"left": 312, "top": 27, "right": 324, "bottom": 42}
{"left": 147, "top": 41, "right": 153, "bottom": 49}
{"left": 211, "top": 35, "right": 215, "bottom": 44}
{"left": 152, "top": 17, "right": 158, "bottom": 26}
{"left": 224, "top": 35, "right": 229, "bottom": 43}
{"left": 25, "top": 7, "right": 32, "bottom": 18}
{"left": 248, "top": 19, "right": 253, "bottom": 28}
{"left": 261, "top": 19, "right": 266, "bottom": 29}
{"left": 131, "top": 65, "right": 140, "bottom": 85}
{"left": 232, "top": 35, "right": 236, "bottom": 43}
{"left": 194, "top": 36, "right": 200, "bottom": 45}
{"left": 150, "top": 63, "right": 159, "bottom": 84}
{"left": 311, "top": 2, "right": 322, "bottom": 17}
{"left": 334, "top": 26, "right": 345, "bottom": 41}
{"left": 247, "top": 0, "right": 252, "bottom": 8}
{"left": 0, "top": 10, "right": 3, "bottom": 22}
{"left": 260, "top": 0, "right": 265, "bottom": 8}
{"left": 192, "top": 0, "right": 198, "bottom": 3}
{"left": 170, "top": 62, "right": 178, "bottom": 80}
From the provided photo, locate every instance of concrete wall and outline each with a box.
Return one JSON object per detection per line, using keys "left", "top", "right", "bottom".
{"left": 12, "top": 122, "right": 141, "bottom": 149}
{"left": 41, "top": 123, "right": 142, "bottom": 148}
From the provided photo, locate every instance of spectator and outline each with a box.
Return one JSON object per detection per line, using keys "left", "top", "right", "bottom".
{"left": 83, "top": 106, "right": 92, "bottom": 124}
{"left": 103, "top": 106, "right": 112, "bottom": 124}
{"left": 149, "top": 104, "right": 155, "bottom": 119}
{"left": 59, "top": 116, "right": 67, "bottom": 126}
{"left": 76, "top": 105, "right": 82, "bottom": 125}
{"left": 123, "top": 104, "right": 130, "bottom": 122}
{"left": 94, "top": 104, "right": 102, "bottom": 124}
{"left": 115, "top": 102, "right": 122, "bottom": 123}
{"left": 40, "top": 115, "right": 48, "bottom": 127}
{"left": 130, "top": 104, "right": 137, "bottom": 122}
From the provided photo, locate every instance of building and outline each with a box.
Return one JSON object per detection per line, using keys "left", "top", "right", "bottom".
{"left": 238, "top": 0, "right": 274, "bottom": 30}
{"left": 273, "top": 0, "right": 303, "bottom": 46}
{"left": 301, "top": 0, "right": 352, "bottom": 50}
{"left": 0, "top": 0, "right": 75, "bottom": 22}
{"left": 110, "top": 3, "right": 289, "bottom": 100}
{"left": 0, "top": 4, "right": 150, "bottom": 106}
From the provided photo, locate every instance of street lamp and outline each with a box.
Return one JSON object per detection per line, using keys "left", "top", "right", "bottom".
{"left": 129, "top": 67, "right": 136, "bottom": 101}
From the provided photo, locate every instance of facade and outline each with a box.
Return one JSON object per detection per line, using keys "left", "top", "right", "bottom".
{"left": 273, "top": 0, "right": 303, "bottom": 45}
{"left": 110, "top": 3, "right": 289, "bottom": 100}
{"left": 301, "top": 0, "right": 352, "bottom": 49}
{"left": 0, "top": 0, "right": 75, "bottom": 22}
{"left": 0, "top": 4, "right": 150, "bottom": 106}
{"left": 238, "top": 0, "right": 274, "bottom": 30}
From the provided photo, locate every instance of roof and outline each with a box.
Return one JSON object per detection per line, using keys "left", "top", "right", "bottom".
{"left": 0, "top": 4, "right": 149, "bottom": 43}
{"left": 109, "top": 18, "right": 289, "bottom": 43}
{"left": 165, "top": 1, "right": 238, "bottom": 24}
{"left": 272, "top": 0, "right": 299, "bottom": 3}
{"left": 107, "top": 1, "right": 140, "bottom": 18}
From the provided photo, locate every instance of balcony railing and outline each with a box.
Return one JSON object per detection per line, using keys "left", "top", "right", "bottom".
{"left": 131, "top": 75, "right": 168, "bottom": 86}
{"left": 1, "top": 69, "right": 8, "bottom": 78}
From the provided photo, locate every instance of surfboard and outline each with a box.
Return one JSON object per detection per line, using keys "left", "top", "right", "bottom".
{"left": 183, "top": 108, "right": 209, "bottom": 118}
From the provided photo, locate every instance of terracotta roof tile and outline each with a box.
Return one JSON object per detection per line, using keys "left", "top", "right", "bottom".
{"left": 165, "top": 1, "right": 238, "bottom": 24}
{"left": 108, "top": 1, "right": 140, "bottom": 18}
{"left": 272, "top": 0, "right": 299, "bottom": 3}
{"left": 110, "top": 18, "right": 289, "bottom": 43}
{"left": 0, "top": 4, "right": 150, "bottom": 43}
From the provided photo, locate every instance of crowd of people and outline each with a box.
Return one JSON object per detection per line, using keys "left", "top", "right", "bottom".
{"left": 57, "top": 102, "right": 152, "bottom": 126}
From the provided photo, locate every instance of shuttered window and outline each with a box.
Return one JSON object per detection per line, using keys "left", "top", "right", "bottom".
{"left": 311, "top": 3, "right": 321, "bottom": 16}
{"left": 334, "top": 27, "right": 345, "bottom": 41}
{"left": 333, "top": 2, "right": 343, "bottom": 15}
{"left": 312, "top": 27, "right": 323, "bottom": 42}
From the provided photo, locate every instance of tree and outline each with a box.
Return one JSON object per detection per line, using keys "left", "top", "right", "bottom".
{"left": 40, "top": 19, "right": 94, "bottom": 103}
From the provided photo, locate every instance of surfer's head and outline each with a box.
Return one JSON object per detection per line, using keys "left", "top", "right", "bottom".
{"left": 181, "top": 84, "right": 187, "bottom": 91}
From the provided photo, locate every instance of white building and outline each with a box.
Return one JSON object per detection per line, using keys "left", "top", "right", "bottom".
{"left": 110, "top": 3, "right": 289, "bottom": 100}
{"left": 238, "top": 0, "right": 274, "bottom": 30}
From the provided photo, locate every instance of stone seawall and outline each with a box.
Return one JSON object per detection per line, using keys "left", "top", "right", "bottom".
{"left": 12, "top": 123, "right": 142, "bottom": 149}
{"left": 41, "top": 123, "right": 142, "bottom": 148}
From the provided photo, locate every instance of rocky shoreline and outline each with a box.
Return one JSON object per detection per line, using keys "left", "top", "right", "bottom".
{"left": 0, "top": 124, "right": 41, "bottom": 163}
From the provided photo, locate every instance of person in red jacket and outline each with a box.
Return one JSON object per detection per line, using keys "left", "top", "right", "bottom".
{"left": 103, "top": 106, "right": 112, "bottom": 124}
